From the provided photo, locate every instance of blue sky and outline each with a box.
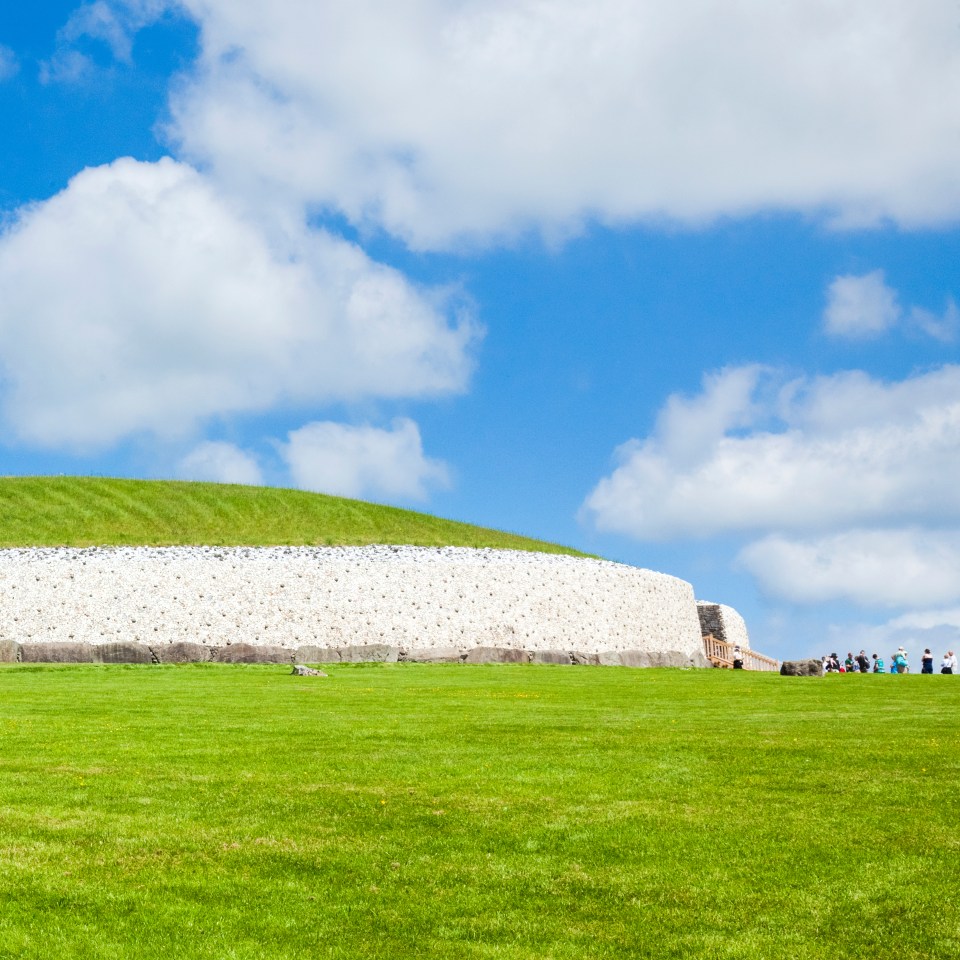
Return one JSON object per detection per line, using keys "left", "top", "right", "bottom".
{"left": 2, "top": 1, "right": 960, "bottom": 662}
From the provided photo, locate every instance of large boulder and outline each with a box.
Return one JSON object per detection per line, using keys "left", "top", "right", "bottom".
{"left": 152, "top": 642, "right": 212, "bottom": 663}
{"left": 530, "top": 650, "right": 572, "bottom": 665}
{"left": 338, "top": 644, "right": 400, "bottom": 663}
{"left": 20, "top": 642, "right": 96, "bottom": 663}
{"left": 464, "top": 647, "right": 530, "bottom": 664}
{"left": 295, "top": 645, "right": 342, "bottom": 663}
{"left": 400, "top": 647, "right": 464, "bottom": 663}
{"left": 0, "top": 640, "right": 19, "bottom": 663}
{"left": 780, "top": 659, "right": 823, "bottom": 677}
{"left": 96, "top": 642, "right": 153, "bottom": 664}
{"left": 215, "top": 643, "right": 291, "bottom": 664}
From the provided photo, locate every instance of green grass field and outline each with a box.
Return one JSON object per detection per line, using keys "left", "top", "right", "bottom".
{"left": 0, "top": 477, "right": 584, "bottom": 554}
{"left": 0, "top": 663, "right": 957, "bottom": 959}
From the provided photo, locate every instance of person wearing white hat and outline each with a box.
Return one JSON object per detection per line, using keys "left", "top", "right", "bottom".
{"left": 894, "top": 647, "right": 909, "bottom": 674}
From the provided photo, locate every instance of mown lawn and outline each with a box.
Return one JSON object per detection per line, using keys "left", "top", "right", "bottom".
{"left": 0, "top": 664, "right": 956, "bottom": 959}
{"left": 0, "top": 477, "right": 585, "bottom": 554}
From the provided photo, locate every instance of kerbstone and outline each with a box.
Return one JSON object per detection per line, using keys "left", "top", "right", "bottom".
{"left": 295, "top": 645, "right": 341, "bottom": 663}
{"left": 215, "top": 644, "right": 291, "bottom": 664}
{"left": 530, "top": 650, "right": 572, "bottom": 665}
{"left": 152, "top": 642, "right": 212, "bottom": 663}
{"left": 20, "top": 642, "right": 95, "bottom": 663}
{"left": 96, "top": 642, "right": 152, "bottom": 664}
{"left": 465, "top": 647, "right": 531, "bottom": 664}
{"left": 338, "top": 644, "right": 399, "bottom": 663}
{"left": 400, "top": 647, "right": 464, "bottom": 663}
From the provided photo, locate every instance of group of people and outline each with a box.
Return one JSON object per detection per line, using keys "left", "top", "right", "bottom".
{"left": 822, "top": 648, "right": 958, "bottom": 674}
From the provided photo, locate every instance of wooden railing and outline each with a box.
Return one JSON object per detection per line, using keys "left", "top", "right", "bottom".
{"left": 703, "top": 635, "right": 779, "bottom": 672}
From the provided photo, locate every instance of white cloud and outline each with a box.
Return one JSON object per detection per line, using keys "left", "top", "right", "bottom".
{"left": 910, "top": 299, "right": 959, "bottom": 342}
{"left": 177, "top": 440, "right": 263, "bottom": 485}
{"left": 823, "top": 271, "right": 958, "bottom": 342}
{"left": 582, "top": 364, "right": 960, "bottom": 541}
{"left": 823, "top": 270, "right": 900, "bottom": 338}
{"left": 739, "top": 529, "right": 960, "bottom": 608}
{"left": 584, "top": 363, "right": 960, "bottom": 614}
{"left": 106, "top": 0, "right": 960, "bottom": 248}
{"left": 41, "top": 0, "right": 171, "bottom": 79}
{"left": 281, "top": 418, "right": 450, "bottom": 501}
{"left": 0, "top": 45, "right": 18, "bottom": 81}
{"left": 0, "top": 157, "right": 477, "bottom": 450}
{"left": 830, "top": 609, "right": 960, "bottom": 658}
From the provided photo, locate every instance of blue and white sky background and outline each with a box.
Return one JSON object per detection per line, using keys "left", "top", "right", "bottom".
{"left": 2, "top": 1, "right": 960, "bottom": 661}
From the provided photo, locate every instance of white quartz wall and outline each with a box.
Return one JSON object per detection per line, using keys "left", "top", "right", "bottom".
{"left": 717, "top": 603, "right": 750, "bottom": 649}
{"left": 0, "top": 546, "right": 704, "bottom": 659}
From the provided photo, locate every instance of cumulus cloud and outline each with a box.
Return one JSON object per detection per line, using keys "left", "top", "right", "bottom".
{"left": 582, "top": 364, "right": 960, "bottom": 541}
{"left": 739, "top": 529, "right": 960, "bottom": 608}
{"left": 823, "top": 271, "right": 900, "bottom": 339}
{"left": 823, "top": 270, "right": 958, "bottom": 342}
{"left": 281, "top": 418, "right": 450, "bottom": 501}
{"left": 93, "top": 0, "right": 960, "bottom": 248}
{"left": 584, "top": 363, "right": 960, "bottom": 611}
{"left": 177, "top": 440, "right": 263, "bottom": 485}
{"left": 0, "top": 158, "right": 476, "bottom": 450}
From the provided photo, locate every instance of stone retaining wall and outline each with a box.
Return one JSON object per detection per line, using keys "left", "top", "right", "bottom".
{"left": 0, "top": 546, "right": 711, "bottom": 666}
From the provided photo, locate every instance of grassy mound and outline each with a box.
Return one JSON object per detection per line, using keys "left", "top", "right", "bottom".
{"left": 0, "top": 476, "right": 585, "bottom": 553}
{"left": 0, "top": 664, "right": 955, "bottom": 959}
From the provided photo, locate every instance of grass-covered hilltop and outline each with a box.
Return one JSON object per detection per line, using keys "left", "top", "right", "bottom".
{"left": 0, "top": 475, "right": 586, "bottom": 554}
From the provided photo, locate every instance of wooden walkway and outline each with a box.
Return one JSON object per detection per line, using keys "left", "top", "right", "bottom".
{"left": 703, "top": 634, "right": 779, "bottom": 671}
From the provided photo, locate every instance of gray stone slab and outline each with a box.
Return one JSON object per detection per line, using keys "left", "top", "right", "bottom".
{"left": 571, "top": 651, "right": 600, "bottom": 666}
{"left": 96, "top": 642, "right": 153, "bottom": 664}
{"left": 20, "top": 642, "right": 96, "bottom": 663}
{"left": 618, "top": 650, "right": 653, "bottom": 667}
{"left": 687, "top": 649, "right": 712, "bottom": 668}
{"left": 338, "top": 644, "right": 399, "bottom": 663}
{"left": 596, "top": 651, "right": 622, "bottom": 667}
{"left": 399, "top": 647, "right": 464, "bottom": 663}
{"left": 295, "top": 645, "right": 342, "bottom": 663}
{"left": 0, "top": 640, "right": 20, "bottom": 663}
{"left": 215, "top": 644, "right": 292, "bottom": 664}
{"left": 151, "top": 642, "right": 212, "bottom": 663}
{"left": 464, "top": 647, "right": 531, "bottom": 664}
{"left": 530, "top": 650, "right": 572, "bottom": 665}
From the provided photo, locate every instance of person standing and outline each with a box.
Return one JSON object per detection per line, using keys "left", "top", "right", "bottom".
{"left": 921, "top": 649, "right": 934, "bottom": 674}
{"left": 732, "top": 645, "right": 745, "bottom": 670}
{"left": 942, "top": 651, "right": 958, "bottom": 675}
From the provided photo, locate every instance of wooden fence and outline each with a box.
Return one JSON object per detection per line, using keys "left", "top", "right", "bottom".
{"left": 703, "top": 634, "right": 779, "bottom": 672}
